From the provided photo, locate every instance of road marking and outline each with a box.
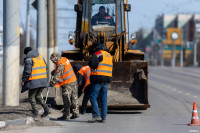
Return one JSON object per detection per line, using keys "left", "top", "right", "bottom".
{"left": 166, "top": 86, "right": 171, "bottom": 89}
{"left": 161, "top": 84, "right": 165, "bottom": 86}
{"left": 178, "top": 91, "right": 182, "bottom": 93}
{"left": 194, "top": 96, "right": 198, "bottom": 98}
{"left": 172, "top": 88, "right": 177, "bottom": 91}
{"left": 185, "top": 93, "right": 190, "bottom": 95}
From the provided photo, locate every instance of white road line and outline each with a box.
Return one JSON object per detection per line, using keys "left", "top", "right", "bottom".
{"left": 172, "top": 88, "right": 177, "bottom": 91}
{"left": 166, "top": 86, "right": 171, "bottom": 89}
{"left": 178, "top": 91, "right": 182, "bottom": 93}
{"left": 161, "top": 84, "right": 165, "bottom": 86}
{"left": 185, "top": 93, "right": 190, "bottom": 95}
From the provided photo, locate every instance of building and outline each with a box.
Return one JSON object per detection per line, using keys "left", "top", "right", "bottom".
{"left": 154, "top": 14, "right": 200, "bottom": 66}
{"left": 134, "top": 28, "right": 153, "bottom": 52}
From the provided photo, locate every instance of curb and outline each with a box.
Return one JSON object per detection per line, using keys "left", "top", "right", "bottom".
{"left": 0, "top": 117, "right": 34, "bottom": 128}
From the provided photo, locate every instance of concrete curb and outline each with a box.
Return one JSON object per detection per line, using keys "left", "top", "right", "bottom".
{"left": 0, "top": 117, "right": 34, "bottom": 128}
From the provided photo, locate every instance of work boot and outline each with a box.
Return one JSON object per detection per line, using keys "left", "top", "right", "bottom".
{"left": 79, "top": 108, "right": 86, "bottom": 115}
{"left": 57, "top": 115, "right": 70, "bottom": 120}
{"left": 99, "top": 119, "right": 106, "bottom": 123}
{"left": 41, "top": 107, "right": 51, "bottom": 117}
{"left": 70, "top": 114, "right": 79, "bottom": 119}
{"left": 32, "top": 109, "right": 39, "bottom": 117}
{"left": 88, "top": 117, "right": 102, "bottom": 123}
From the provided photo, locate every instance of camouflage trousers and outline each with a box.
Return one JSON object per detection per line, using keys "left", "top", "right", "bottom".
{"left": 28, "top": 87, "right": 47, "bottom": 111}
{"left": 61, "top": 81, "right": 79, "bottom": 117}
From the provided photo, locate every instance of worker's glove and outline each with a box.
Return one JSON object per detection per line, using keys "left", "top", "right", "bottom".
{"left": 51, "top": 70, "right": 55, "bottom": 76}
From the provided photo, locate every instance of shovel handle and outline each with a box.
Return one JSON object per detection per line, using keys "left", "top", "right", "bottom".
{"left": 45, "top": 90, "right": 49, "bottom": 103}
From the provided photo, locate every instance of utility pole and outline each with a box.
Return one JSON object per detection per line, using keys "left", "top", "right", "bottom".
{"left": 171, "top": 41, "right": 176, "bottom": 67}
{"left": 180, "top": 31, "right": 183, "bottom": 67}
{"left": 26, "top": 0, "right": 30, "bottom": 47}
{"left": 54, "top": 0, "right": 58, "bottom": 53}
{"left": 161, "top": 44, "right": 164, "bottom": 67}
{"left": 3, "top": 0, "right": 20, "bottom": 106}
{"left": 47, "top": 0, "right": 54, "bottom": 81}
{"left": 180, "top": 42, "right": 183, "bottom": 67}
{"left": 193, "top": 40, "right": 198, "bottom": 67}
{"left": 37, "top": 0, "right": 47, "bottom": 61}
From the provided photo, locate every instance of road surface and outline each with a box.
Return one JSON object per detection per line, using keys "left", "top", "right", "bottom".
{"left": 2, "top": 66, "right": 200, "bottom": 133}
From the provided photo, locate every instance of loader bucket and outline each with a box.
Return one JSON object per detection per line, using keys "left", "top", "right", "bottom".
{"left": 54, "top": 61, "right": 150, "bottom": 110}
{"left": 108, "top": 61, "right": 150, "bottom": 110}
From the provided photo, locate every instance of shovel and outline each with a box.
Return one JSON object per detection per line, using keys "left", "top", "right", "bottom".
{"left": 45, "top": 89, "right": 50, "bottom": 104}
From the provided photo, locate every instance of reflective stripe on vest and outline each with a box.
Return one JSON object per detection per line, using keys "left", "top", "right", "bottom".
{"left": 29, "top": 54, "right": 47, "bottom": 80}
{"left": 55, "top": 57, "right": 76, "bottom": 87}
{"left": 91, "top": 50, "right": 113, "bottom": 77}
{"left": 78, "top": 66, "right": 91, "bottom": 92}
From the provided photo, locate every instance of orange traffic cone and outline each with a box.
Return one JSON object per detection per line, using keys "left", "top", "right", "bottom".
{"left": 189, "top": 102, "right": 200, "bottom": 126}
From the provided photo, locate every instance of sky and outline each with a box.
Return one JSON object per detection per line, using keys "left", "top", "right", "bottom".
{"left": 3, "top": 0, "right": 200, "bottom": 53}
{"left": 128, "top": 0, "right": 200, "bottom": 33}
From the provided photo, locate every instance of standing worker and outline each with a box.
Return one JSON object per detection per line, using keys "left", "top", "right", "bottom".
{"left": 73, "top": 64, "right": 91, "bottom": 114}
{"left": 88, "top": 42, "right": 113, "bottom": 123}
{"left": 21, "top": 47, "right": 51, "bottom": 117}
{"left": 49, "top": 53, "right": 79, "bottom": 120}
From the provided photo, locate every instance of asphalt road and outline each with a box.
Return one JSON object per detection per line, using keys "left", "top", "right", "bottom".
{"left": 0, "top": 68, "right": 2, "bottom": 92}
{"left": 2, "top": 66, "right": 200, "bottom": 133}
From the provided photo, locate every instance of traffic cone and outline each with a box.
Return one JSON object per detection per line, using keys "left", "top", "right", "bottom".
{"left": 188, "top": 102, "right": 200, "bottom": 126}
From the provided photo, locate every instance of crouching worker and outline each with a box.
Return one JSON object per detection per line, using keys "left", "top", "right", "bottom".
{"left": 21, "top": 47, "right": 51, "bottom": 117}
{"left": 73, "top": 64, "right": 91, "bottom": 114}
{"left": 49, "top": 53, "right": 79, "bottom": 120}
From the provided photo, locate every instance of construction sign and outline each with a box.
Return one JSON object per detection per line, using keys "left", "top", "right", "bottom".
{"left": 166, "top": 28, "right": 182, "bottom": 45}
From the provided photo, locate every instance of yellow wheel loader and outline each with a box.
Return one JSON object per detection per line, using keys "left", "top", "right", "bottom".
{"left": 56, "top": 0, "right": 150, "bottom": 110}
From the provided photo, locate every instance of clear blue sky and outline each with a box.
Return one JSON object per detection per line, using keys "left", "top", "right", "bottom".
{"left": 19, "top": 0, "right": 200, "bottom": 52}
{"left": 128, "top": 0, "right": 200, "bottom": 33}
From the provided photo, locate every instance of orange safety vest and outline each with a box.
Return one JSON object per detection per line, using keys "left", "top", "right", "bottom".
{"left": 29, "top": 54, "right": 47, "bottom": 81}
{"left": 55, "top": 57, "right": 76, "bottom": 87}
{"left": 91, "top": 50, "right": 113, "bottom": 77}
{"left": 77, "top": 66, "right": 91, "bottom": 92}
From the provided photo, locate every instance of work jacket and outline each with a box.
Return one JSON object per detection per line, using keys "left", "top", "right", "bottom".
{"left": 91, "top": 50, "right": 113, "bottom": 80}
{"left": 21, "top": 50, "right": 47, "bottom": 93}
{"left": 78, "top": 66, "right": 91, "bottom": 92}
{"left": 55, "top": 57, "right": 76, "bottom": 87}
{"left": 29, "top": 54, "right": 47, "bottom": 81}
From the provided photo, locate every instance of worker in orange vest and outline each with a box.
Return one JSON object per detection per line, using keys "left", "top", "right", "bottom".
{"left": 73, "top": 64, "right": 91, "bottom": 114}
{"left": 88, "top": 42, "right": 113, "bottom": 123}
{"left": 21, "top": 47, "right": 50, "bottom": 117}
{"left": 49, "top": 53, "right": 79, "bottom": 120}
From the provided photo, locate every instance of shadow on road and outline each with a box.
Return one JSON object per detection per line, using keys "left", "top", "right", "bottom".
{"left": 107, "top": 111, "right": 142, "bottom": 114}
{"left": 49, "top": 118, "right": 89, "bottom": 123}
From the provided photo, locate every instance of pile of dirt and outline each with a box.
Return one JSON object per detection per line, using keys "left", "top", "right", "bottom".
{"left": 0, "top": 92, "right": 60, "bottom": 127}
{"left": 0, "top": 95, "right": 33, "bottom": 121}
{"left": 0, "top": 119, "right": 60, "bottom": 131}
{"left": 107, "top": 90, "right": 140, "bottom": 105}
{"left": 34, "top": 118, "right": 60, "bottom": 127}
{"left": 78, "top": 90, "right": 140, "bottom": 105}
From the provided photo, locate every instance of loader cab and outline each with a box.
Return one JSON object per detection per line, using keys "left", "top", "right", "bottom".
{"left": 81, "top": 0, "right": 126, "bottom": 38}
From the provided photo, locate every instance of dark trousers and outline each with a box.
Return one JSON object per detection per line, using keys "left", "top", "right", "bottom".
{"left": 78, "top": 84, "right": 101, "bottom": 111}
{"left": 81, "top": 86, "right": 91, "bottom": 111}
{"left": 28, "top": 87, "right": 47, "bottom": 111}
